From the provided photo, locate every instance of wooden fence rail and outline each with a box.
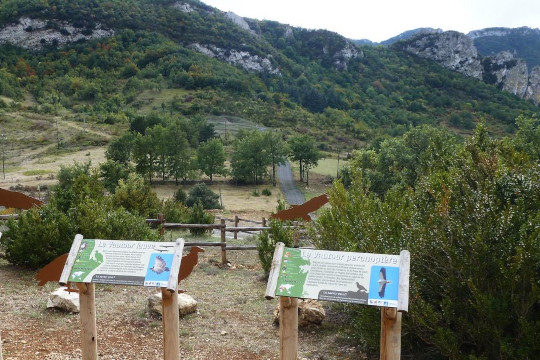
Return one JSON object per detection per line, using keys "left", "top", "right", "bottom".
{"left": 145, "top": 215, "right": 304, "bottom": 264}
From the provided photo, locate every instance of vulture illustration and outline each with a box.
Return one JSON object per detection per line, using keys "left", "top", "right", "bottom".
{"left": 149, "top": 255, "right": 170, "bottom": 274}
{"left": 377, "top": 267, "right": 391, "bottom": 298}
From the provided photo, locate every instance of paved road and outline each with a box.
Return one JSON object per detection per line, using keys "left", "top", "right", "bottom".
{"left": 277, "top": 162, "right": 305, "bottom": 205}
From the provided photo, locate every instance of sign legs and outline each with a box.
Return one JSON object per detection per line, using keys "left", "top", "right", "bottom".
{"left": 279, "top": 296, "right": 298, "bottom": 360}
{"left": 380, "top": 307, "right": 401, "bottom": 360}
{"left": 161, "top": 288, "right": 180, "bottom": 360}
{"left": 77, "top": 283, "right": 98, "bottom": 360}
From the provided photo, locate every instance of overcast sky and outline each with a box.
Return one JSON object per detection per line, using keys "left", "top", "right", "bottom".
{"left": 202, "top": 0, "right": 540, "bottom": 42}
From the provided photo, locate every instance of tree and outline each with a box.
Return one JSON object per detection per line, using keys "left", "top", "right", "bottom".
{"left": 147, "top": 124, "right": 169, "bottom": 183}
{"left": 165, "top": 119, "right": 191, "bottom": 185}
{"left": 105, "top": 132, "right": 135, "bottom": 166}
{"left": 186, "top": 183, "right": 221, "bottom": 209}
{"left": 264, "top": 131, "right": 289, "bottom": 186}
{"left": 231, "top": 130, "right": 271, "bottom": 184}
{"left": 197, "top": 138, "right": 227, "bottom": 182}
{"left": 288, "top": 134, "right": 321, "bottom": 186}
{"left": 133, "top": 132, "right": 157, "bottom": 184}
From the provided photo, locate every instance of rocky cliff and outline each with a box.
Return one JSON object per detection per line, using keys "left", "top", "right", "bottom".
{"left": 399, "top": 30, "right": 540, "bottom": 105}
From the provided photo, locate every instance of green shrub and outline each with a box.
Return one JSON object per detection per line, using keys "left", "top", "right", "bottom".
{"left": 111, "top": 173, "right": 161, "bottom": 217}
{"left": 161, "top": 198, "right": 190, "bottom": 223}
{"left": 186, "top": 183, "right": 221, "bottom": 209}
{"left": 73, "top": 198, "right": 159, "bottom": 241}
{"left": 174, "top": 188, "right": 187, "bottom": 203}
{"left": 188, "top": 201, "right": 215, "bottom": 236}
{"left": 251, "top": 189, "right": 260, "bottom": 197}
{"left": 2, "top": 204, "right": 76, "bottom": 269}
{"left": 257, "top": 219, "right": 294, "bottom": 275}
{"left": 262, "top": 188, "right": 272, "bottom": 196}
{"left": 314, "top": 124, "right": 540, "bottom": 359}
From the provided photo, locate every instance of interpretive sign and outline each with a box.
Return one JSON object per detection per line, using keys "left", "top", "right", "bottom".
{"left": 67, "top": 239, "right": 177, "bottom": 287}
{"left": 267, "top": 246, "right": 410, "bottom": 310}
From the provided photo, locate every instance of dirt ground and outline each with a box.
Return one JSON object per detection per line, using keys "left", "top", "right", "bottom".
{"left": 0, "top": 243, "right": 365, "bottom": 360}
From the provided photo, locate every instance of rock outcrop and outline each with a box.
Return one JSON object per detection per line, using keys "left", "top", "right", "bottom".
{"left": 188, "top": 43, "right": 280, "bottom": 74}
{"left": 484, "top": 51, "right": 529, "bottom": 98}
{"left": 401, "top": 30, "right": 540, "bottom": 105}
{"left": 402, "top": 31, "right": 483, "bottom": 79}
{"left": 0, "top": 17, "right": 114, "bottom": 51}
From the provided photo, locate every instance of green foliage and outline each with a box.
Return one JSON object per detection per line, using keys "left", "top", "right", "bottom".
{"left": 185, "top": 183, "right": 221, "bottom": 209}
{"left": 262, "top": 188, "right": 272, "bottom": 196}
{"left": 111, "top": 173, "right": 161, "bottom": 217}
{"left": 2, "top": 204, "right": 76, "bottom": 269}
{"left": 174, "top": 187, "right": 187, "bottom": 203}
{"left": 197, "top": 138, "right": 227, "bottom": 182}
{"left": 187, "top": 200, "right": 215, "bottom": 236}
{"left": 99, "top": 159, "right": 132, "bottom": 193}
{"left": 257, "top": 219, "right": 295, "bottom": 274}
{"left": 72, "top": 198, "right": 159, "bottom": 241}
{"left": 160, "top": 198, "right": 190, "bottom": 223}
{"left": 314, "top": 122, "right": 540, "bottom": 359}
{"left": 288, "top": 134, "right": 321, "bottom": 185}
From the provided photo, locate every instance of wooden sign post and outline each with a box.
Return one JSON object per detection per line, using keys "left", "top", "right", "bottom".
{"left": 59, "top": 235, "right": 185, "bottom": 360}
{"left": 266, "top": 243, "right": 410, "bottom": 360}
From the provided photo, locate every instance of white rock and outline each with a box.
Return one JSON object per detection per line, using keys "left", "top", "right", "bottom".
{"left": 148, "top": 292, "right": 197, "bottom": 317}
{"left": 274, "top": 299, "right": 325, "bottom": 327}
{"left": 47, "top": 287, "right": 80, "bottom": 313}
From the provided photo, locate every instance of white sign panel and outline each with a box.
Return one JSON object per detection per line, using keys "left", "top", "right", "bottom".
{"left": 274, "top": 247, "right": 401, "bottom": 307}
{"left": 68, "top": 239, "right": 176, "bottom": 287}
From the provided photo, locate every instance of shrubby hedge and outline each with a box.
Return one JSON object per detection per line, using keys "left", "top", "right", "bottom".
{"left": 314, "top": 121, "right": 540, "bottom": 359}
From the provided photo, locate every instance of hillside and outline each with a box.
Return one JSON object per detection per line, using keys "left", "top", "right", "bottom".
{"left": 0, "top": 0, "right": 537, "bottom": 159}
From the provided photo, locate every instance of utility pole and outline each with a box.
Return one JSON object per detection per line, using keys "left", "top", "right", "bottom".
{"left": 1, "top": 133, "right": 5, "bottom": 179}
{"left": 56, "top": 118, "right": 60, "bottom": 148}
{"left": 336, "top": 150, "right": 340, "bottom": 179}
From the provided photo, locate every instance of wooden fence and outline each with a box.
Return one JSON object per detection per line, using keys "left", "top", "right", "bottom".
{"left": 147, "top": 214, "right": 303, "bottom": 264}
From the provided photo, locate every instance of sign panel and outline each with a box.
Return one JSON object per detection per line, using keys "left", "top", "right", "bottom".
{"left": 274, "top": 247, "right": 401, "bottom": 307}
{"left": 68, "top": 239, "right": 176, "bottom": 287}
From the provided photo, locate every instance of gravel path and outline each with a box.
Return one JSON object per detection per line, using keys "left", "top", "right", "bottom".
{"left": 277, "top": 162, "right": 305, "bottom": 205}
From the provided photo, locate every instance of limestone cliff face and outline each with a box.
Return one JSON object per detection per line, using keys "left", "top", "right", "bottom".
{"left": 402, "top": 31, "right": 483, "bottom": 79}
{"left": 525, "top": 66, "right": 540, "bottom": 105}
{"left": 0, "top": 17, "right": 114, "bottom": 51}
{"left": 484, "top": 51, "right": 529, "bottom": 98}
{"left": 401, "top": 31, "right": 540, "bottom": 105}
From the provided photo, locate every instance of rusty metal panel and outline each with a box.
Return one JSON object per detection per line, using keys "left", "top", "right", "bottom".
{"left": 0, "top": 188, "right": 44, "bottom": 210}
{"left": 270, "top": 193, "right": 329, "bottom": 222}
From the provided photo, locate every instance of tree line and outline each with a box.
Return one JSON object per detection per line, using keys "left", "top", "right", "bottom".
{"left": 101, "top": 113, "right": 321, "bottom": 189}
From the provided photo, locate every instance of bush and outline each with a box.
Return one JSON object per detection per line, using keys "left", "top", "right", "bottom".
{"left": 188, "top": 201, "right": 215, "bottom": 236}
{"left": 161, "top": 198, "right": 190, "bottom": 223}
{"left": 186, "top": 183, "right": 221, "bottom": 209}
{"left": 111, "top": 173, "right": 161, "bottom": 217}
{"left": 174, "top": 188, "right": 187, "bottom": 203}
{"left": 257, "top": 219, "right": 294, "bottom": 275}
{"left": 262, "top": 188, "right": 272, "bottom": 196}
{"left": 314, "top": 124, "right": 540, "bottom": 359}
{"left": 2, "top": 204, "right": 76, "bottom": 269}
{"left": 251, "top": 189, "right": 260, "bottom": 197}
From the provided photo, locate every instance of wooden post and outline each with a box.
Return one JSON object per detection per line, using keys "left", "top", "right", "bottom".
{"left": 158, "top": 213, "right": 165, "bottom": 236}
{"left": 161, "top": 288, "right": 180, "bottom": 360}
{"left": 279, "top": 296, "right": 298, "bottom": 360}
{"left": 0, "top": 329, "right": 3, "bottom": 360}
{"left": 76, "top": 283, "right": 98, "bottom": 360}
{"left": 234, "top": 215, "right": 239, "bottom": 239}
{"left": 220, "top": 219, "right": 227, "bottom": 265}
{"left": 380, "top": 307, "right": 401, "bottom": 360}
{"left": 262, "top": 217, "right": 267, "bottom": 227}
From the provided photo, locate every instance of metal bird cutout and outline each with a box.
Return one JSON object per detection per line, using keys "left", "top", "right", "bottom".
{"left": 378, "top": 267, "right": 391, "bottom": 298}
{"left": 270, "top": 193, "right": 328, "bottom": 222}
